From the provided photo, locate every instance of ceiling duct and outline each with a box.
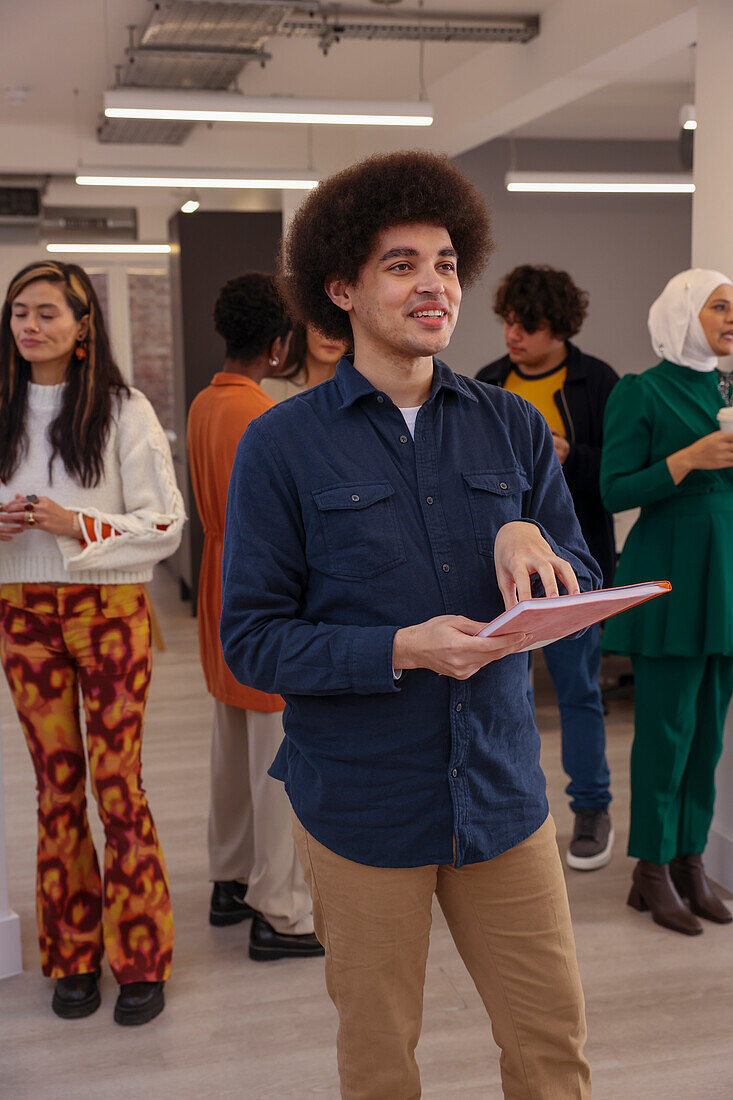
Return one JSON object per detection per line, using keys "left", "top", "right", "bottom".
{"left": 99, "top": 2, "right": 539, "bottom": 144}
{"left": 41, "top": 206, "right": 138, "bottom": 242}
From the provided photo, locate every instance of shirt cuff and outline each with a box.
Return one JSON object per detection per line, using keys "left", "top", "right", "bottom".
{"left": 349, "top": 625, "right": 402, "bottom": 694}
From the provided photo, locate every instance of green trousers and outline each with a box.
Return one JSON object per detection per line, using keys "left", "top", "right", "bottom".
{"left": 629, "top": 654, "right": 733, "bottom": 864}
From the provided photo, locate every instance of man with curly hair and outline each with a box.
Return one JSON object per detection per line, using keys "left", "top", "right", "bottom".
{"left": 187, "top": 273, "right": 323, "bottom": 961}
{"left": 221, "top": 154, "right": 597, "bottom": 1098}
{"left": 477, "top": 266, "right": 619, "bottom": 872}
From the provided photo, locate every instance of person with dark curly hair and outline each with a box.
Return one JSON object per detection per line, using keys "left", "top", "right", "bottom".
{"left": 221, "top": 153, "right": 598, "bottom": 1097}
{"left": 477, "top": 265, "right": 619, "bottom": 873}
{"left": 186, "top": 273, "right": 322, "bottom": 961}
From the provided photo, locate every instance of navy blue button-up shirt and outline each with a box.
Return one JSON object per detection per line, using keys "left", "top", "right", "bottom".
{"left": 221, "top": 357, "right": 601, "bottom": 868}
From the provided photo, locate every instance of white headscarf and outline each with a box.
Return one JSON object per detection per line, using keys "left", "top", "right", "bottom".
{"left": 648, "top": 268, "right": 733, "bottom": 372}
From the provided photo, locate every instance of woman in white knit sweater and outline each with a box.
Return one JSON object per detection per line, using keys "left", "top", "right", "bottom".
{"left": 0, "top": 260, "right": 184, "bottom": 1025}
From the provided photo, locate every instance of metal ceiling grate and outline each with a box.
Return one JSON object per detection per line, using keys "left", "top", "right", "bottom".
{"left": 98, "top": 2, "right": 539, "bottom": 144}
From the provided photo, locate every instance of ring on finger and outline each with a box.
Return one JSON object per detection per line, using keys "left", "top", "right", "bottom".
{"left": 25, "top": 510, "right": 37, "bottom": 527}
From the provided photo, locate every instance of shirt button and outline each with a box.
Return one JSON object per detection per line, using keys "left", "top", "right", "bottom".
{"left": 399, "top": 434, "right": 408, "bottom": 444}
{"left": 376, "top": 395, "right": 384, "bottom": 404}
{"left": 455, "top": 703, "right": 462, "bottom": 712}
{"left": 351, "top": 494, "right": 360, "bottom": 502}
{"left": 442, "top": 563, "right": 450, "bottom": 573}
{"left": 426, "top": 496, "right": 434, "bottom": 505}
{"left": 451, "top": 768, "right": 458, "bottom": 778}
{"left": 499, "top": 481, "right": 508, "bottom": 490}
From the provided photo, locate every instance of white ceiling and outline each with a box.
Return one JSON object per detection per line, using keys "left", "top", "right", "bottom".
{"left": 0, "top": 0, "right": 697, "bottom": 224}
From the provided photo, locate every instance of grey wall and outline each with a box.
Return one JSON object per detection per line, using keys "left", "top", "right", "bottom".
{"left": 450, "top": 138, "right": 692, "bottom": 378}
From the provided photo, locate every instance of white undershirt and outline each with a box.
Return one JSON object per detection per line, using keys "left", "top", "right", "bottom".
{"left": 399, "top": 405, "right": 421, "bottom": 439}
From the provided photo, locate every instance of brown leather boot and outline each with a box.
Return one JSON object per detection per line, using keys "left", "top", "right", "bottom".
{"left": 670, "top": 854, "right": 732, "bottom": 924}
{"left": 627, "top": 860, "right": 703, "bottom": 935}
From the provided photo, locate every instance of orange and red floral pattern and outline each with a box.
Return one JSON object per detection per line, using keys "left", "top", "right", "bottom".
{"left": 0, "top": 582, "right": 173, "bottom": 981}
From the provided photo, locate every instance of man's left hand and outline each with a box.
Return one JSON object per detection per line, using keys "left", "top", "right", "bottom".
{"left": 494, "top": 521, "right": 580, "bottom": 610}
{"left": 550, "top": 430, "right": 570, "bottom": 464}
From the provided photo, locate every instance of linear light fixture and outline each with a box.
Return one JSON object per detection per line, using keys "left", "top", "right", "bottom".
{"left": 103, "top": 89, "right": 433, "bottom": 127}
{"left": 505, "top": 172, "right": 695, "bottom": 194}
{"left": 76, "top": 173, "right": 318, "bottom": 190}
{"left": 46, "top": 243, "right": 172, "bottom": 254}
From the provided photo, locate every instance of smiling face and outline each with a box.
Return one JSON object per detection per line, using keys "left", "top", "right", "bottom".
{"left": 9, "top": 278, "right": 88, "bottom": 381}
{"left": 328, "top": 222, "right": 462, "bottom": 366}
{"left": 699, "top": 284, "right": 733, "bottom": 358}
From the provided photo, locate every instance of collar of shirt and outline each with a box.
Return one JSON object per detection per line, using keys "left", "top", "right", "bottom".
{"left": 334, "top": 355, "right": 479, "bottom": 410}
{"left": 210, "top": 371, "right": 264, "bottom": 390}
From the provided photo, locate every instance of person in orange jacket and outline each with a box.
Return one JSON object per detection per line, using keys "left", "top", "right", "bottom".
{"left": 186, "top": 273, "right": 322, "bottom": 960}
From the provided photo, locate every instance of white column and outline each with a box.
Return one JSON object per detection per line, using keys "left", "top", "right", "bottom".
{"left": 693, "top": 0, "right": 733, "bottom": 891}
{"left": 0, "top": 743, "right": 22, "bottom": 978}
{"left": 106, "top": 265, "right": 134, "bottom": 384}
{"left": 280, "top": 189, "right": 308, "bottom": 236}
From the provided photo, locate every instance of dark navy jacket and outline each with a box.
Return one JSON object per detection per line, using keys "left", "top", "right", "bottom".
{"left": 477, "top": 341, "right": 619, "bottom": 586}
{"left": 221, "top": 357, "right": 601, "bottom": 868}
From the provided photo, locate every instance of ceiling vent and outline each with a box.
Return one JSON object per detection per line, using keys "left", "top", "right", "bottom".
{"left": 41, "top": 206, "right": 138, "bottom": 242}
{"left": 0, "top": 186, "right": 42, "bottom": 225}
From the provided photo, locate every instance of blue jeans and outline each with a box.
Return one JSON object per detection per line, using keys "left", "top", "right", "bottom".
{"left": 528, "top": 625, "right": 611, "bottom": 812}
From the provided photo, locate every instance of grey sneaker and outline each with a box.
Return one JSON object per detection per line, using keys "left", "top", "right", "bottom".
{"left": 566, "top": 809, "right": 614, "bottom": 871}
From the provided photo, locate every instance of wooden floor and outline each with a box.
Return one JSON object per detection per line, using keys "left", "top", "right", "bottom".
{"left": 2, "top": 569, "right": 732, "bottom": 1100}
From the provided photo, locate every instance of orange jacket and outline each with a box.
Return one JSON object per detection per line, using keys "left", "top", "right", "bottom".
{"left": 187, "top": 372, "right": 284, "bottom": 712}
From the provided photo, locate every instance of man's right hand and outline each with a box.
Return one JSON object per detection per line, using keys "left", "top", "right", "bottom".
{"left": 392, "top": 616, "right": 530, "bottom": 681}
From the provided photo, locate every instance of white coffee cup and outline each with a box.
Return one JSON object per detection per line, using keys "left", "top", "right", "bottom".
{"left": 717, "top": 407, "right": 733, "bottom": 433}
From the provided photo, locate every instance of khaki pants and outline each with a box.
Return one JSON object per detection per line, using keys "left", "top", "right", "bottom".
{"left": 293, "top": 813, "right": 591, "bottom": 1100}
{"left": 208, "top": 701, "right": 313, "bottom": 934}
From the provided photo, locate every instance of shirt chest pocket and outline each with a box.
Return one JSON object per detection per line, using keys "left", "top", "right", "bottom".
{"left": 312, "top": 482, "right": 406, "bottom": 581}
{"left": 463, "top": 470, "right": 530, "bottom": 557}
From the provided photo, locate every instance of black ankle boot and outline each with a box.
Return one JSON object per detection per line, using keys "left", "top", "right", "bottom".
{"left": 114, "top": 980, "right": 165, "bottom": 1026}
{"left": 52, "top": 967, "right": 101, "bottom": 1019}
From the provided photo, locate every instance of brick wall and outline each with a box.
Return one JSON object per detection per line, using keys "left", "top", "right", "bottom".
{"left": 127, "top": 271, "right": 175, "bottom": 432}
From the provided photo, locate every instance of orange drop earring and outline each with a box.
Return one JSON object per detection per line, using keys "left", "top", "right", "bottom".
{"left": 75, "top": 339, "right": 88, "bottom": 361}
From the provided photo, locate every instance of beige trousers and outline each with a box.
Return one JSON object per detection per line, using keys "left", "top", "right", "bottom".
{"left": 293, "top": 813, "right": 591, "bottom": 1100}
{"left": 208, "top": 700, "right": 313, "bottom": 934}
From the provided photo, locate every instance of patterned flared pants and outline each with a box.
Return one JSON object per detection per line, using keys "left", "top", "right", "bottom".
{"left": 0, "top": 582, "right": 174, "bottom": 981}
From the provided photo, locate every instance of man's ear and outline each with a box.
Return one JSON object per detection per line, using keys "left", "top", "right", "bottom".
{"left": 325, "top": 276, "right": 353, "bottom": 313}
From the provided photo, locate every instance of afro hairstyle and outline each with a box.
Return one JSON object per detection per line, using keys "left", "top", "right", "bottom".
{"left": 213, "top": 272, "right": 290, "bottom": 362}
{"left": 277, "top": 150, "right": 494, "bottom": 342}
{"left": 493, "top": 265, "right": 589, "bottom": 340}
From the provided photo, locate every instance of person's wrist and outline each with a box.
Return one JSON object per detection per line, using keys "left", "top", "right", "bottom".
{"left": 68, "top": 511, "right": 81, "bottom": 538}
{"left": 667, "top": 448, "right": 692, "bottom": 484}
{"left": 392, "top": 626, "right": 416, "bottom": 672}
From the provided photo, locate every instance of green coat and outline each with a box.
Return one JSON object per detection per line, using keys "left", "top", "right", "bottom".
{"left": 600, "top": 360, "right": 733, "bottom": 657}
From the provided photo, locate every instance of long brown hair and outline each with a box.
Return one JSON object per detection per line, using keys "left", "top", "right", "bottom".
{"left": 0, "top": 261, "right": 130, "bottom": 487}
{"left": 277, "top": 320, "right": 308, "bottom": 380}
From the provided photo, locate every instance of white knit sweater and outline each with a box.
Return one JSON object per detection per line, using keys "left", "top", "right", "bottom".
{"left": 0, "top": 382, "right": 185, "bottom": 585}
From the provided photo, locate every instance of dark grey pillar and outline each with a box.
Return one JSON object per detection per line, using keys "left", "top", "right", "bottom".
{"left": 169, "top": 210, "right": 283, "bottom": 612}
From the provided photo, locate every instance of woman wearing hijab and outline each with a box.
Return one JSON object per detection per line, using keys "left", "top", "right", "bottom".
{"left": 0, "top": 261, "right": 185, "bottom": 1021}
{"left": 601, "top": 268, "right": 733, "bottom": 936}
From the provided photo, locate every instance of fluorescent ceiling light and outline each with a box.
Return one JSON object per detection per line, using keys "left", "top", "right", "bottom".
{"left": 505, "top": 172, "right": 694, "bottom": 194}
{"left": 46, "top": 243, "right": 172, "bottom": 254}
{"left": 103, "top": 89, "right": 433, "bottom": 127}
{"left": 180, "top": 200, "right": 200, "bottom": 214}
{"left": 76, "top": 174, "right": 318, "bottom": 190}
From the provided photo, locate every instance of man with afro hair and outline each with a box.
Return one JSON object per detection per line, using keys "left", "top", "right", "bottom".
{"left": 221, "top": 153, "right": 597, "bottom": 1097}
{"left": 477, "top": 265, "right": 619, "bottom": 874}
